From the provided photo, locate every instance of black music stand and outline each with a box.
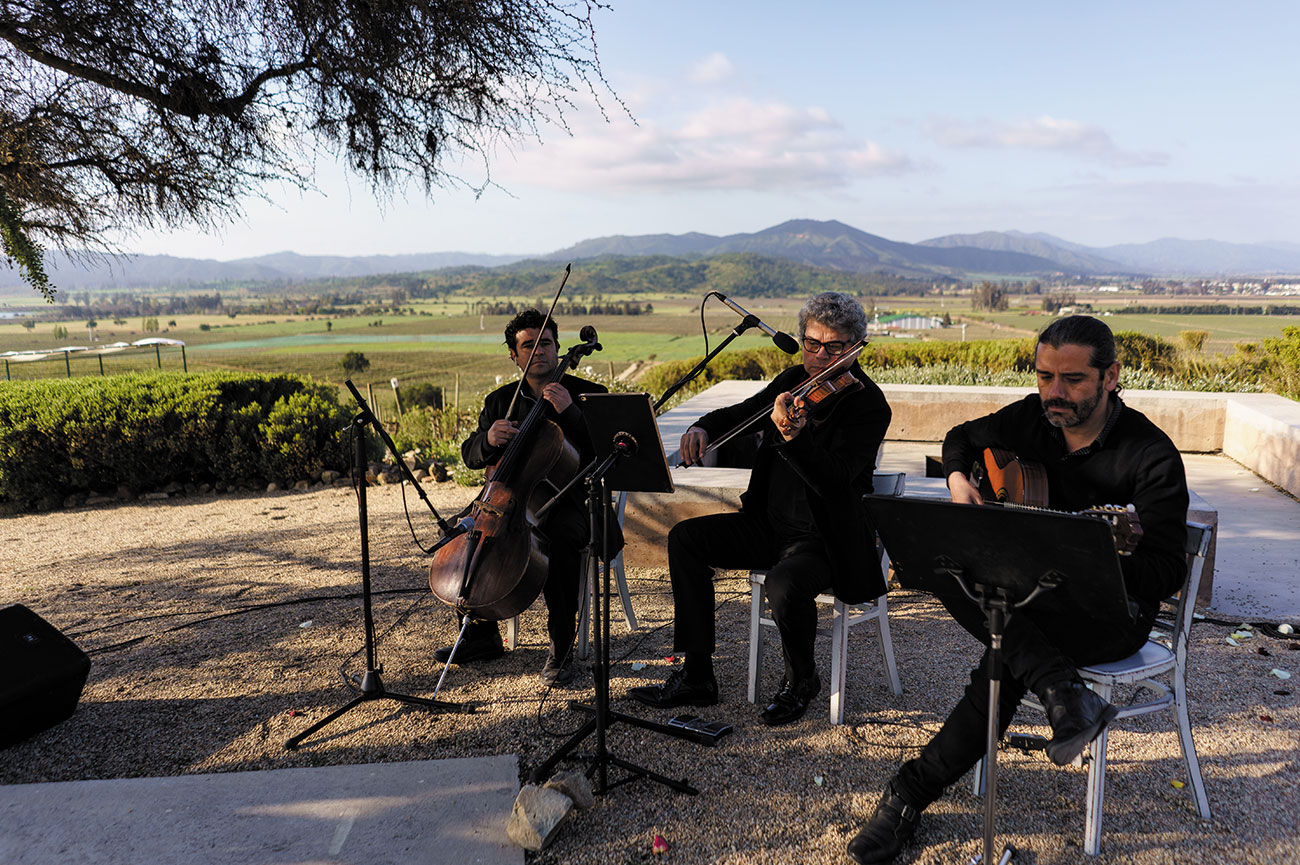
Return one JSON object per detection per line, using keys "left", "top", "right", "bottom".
{"left": 285, "top": 384, "right": 466, "bottom": 750}
{"left": 863, "top": 495, "right": 1131, "bottom": 865}
{"left": 529, "top": 393, "right": 702, "bottom": 795}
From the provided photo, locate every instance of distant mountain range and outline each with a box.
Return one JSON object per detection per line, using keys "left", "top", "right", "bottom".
{"left": 6, "top": 219, "right": 1300, "bottom": 293}
{"left": 0, "top": 250, "right": 523, "bottom": 293}
{"left": 548, "top": 220, "right": 1300, "bottom": 278}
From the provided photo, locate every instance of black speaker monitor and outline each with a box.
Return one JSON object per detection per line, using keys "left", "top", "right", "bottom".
{"left": 0, "top": 604, "right": 91, "bottom": 747}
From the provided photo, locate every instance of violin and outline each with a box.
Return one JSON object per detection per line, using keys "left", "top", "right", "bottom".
{"left": 788, "top": 367, "right": 862, "bottom": 423}
{"left": 693, "top": 337, "right": 869, "bottom": 463}
{"left": 427, "top": 328, "right": 601, "bottom": 621}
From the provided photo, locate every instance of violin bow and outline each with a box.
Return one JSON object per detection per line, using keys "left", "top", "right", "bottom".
{"left": 504, "top": 263, "right": 571, "bottom": 421}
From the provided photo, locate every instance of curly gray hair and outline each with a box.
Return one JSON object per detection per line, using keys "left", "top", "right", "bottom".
{"left": 798, "top": 292, "right": 868, "bottom": 342}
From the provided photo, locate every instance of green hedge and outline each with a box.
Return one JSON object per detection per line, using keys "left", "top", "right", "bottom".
{"left": 0, "top": 371, "right": 349, "bottom": 507}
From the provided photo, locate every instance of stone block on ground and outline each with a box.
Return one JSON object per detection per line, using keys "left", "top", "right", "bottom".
{"left": 506, "top": 783, "right": 572, "bottom": 851}
{"left": 543, "top": 770, "right": 594, "bottom": 809}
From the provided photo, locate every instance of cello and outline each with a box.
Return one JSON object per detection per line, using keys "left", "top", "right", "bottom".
{"left": 428, "top": 327, "right": 602, "bottom": 622}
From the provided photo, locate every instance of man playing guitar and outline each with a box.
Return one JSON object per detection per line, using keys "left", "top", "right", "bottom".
{"left": 848, "top": 315, "right": 1190, "bottom": 864}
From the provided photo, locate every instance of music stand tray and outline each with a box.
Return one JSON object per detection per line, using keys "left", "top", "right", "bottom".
{"left": 578, "top": 392, "right": 674, "bottom": 494}
{"left": 865, "top": 496, "right": 1131, "bottom": 624}
{"left": 864, "top": 495, "right": 1131, "bottom": 865}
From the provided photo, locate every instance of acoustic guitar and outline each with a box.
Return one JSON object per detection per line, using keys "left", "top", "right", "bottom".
{"left": 973, "top": 447, "right": 1143, "bottom": 556}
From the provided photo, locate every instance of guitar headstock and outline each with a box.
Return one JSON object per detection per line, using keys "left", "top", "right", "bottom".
{"left": 1083, "top": 504, "right": 1144, "bottom": 556}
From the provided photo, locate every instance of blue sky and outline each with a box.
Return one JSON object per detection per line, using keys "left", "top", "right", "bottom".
{"left": 126, "top": 1, "right": 1300, "bottom": 260}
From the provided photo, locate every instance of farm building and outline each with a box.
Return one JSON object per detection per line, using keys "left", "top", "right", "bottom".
{"left": 874, "top": 313, "right": 945, "bottom": 330}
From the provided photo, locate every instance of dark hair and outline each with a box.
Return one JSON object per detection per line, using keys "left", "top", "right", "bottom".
{"left": 1037, "top": 314, "right": 1122, "bottom": 392}
{"left": 504, "top": 308, "right": 559, "bottom": 353}
{"left": 798, "top": 291, "right": 868, "bottom": 342}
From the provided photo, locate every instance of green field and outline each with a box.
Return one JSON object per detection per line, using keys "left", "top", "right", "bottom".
{"left": 5, "top": 290, "right": 1298, "bottom": 415}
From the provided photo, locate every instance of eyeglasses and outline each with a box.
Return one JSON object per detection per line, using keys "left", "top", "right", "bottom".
{"left": 801, "top": 337, "right": 848, "bottom": 356}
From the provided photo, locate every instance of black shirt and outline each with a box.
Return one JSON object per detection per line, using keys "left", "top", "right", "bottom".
{"left": 942, "top": 393, "right": 1189, "bottom": 619}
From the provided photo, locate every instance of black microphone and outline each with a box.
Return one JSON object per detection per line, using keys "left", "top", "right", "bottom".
{"left": 713, "top": 293, "right": 800, "bottom": 354}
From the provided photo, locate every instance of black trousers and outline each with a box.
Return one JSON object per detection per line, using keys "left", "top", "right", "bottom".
{"left": 463, "top": 501, "right": 590, "bottom": 656}
{"left": 668, "top": 511, "right": 831, "bottom": 683}
{"left": 893, "top": 593, "right": 1152, "bottom": 809}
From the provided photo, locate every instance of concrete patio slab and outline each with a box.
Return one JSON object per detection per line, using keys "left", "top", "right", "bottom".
{"left": 0, "top": 757, "right": 522, "bottom": 865}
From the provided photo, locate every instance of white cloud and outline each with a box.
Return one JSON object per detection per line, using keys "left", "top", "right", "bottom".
{"left": 689, "top": 52, "right": 736, "bottom": 85}
{"left": 497, "top": 97, "right": 917, "bottom": 193}
{"left": 924, "top": 115, "right": 1168, "bottom": 167}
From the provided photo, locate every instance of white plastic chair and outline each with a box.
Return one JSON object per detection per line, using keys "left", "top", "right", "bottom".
{"left": 747, "top": 472, "right": 905, "bottom": 724}
{"left": 973, "top": 520, "right": 1214, "bottom": 855}
{"left": 505, "top": 490, "right": 636, "bottom": 660}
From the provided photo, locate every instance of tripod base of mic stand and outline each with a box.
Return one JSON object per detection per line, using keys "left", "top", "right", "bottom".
{"left": 285, "top": 668, "right": 471, "bottom": 750}
{"left": 529, "top": 702, "right": 699, "bottom": 795}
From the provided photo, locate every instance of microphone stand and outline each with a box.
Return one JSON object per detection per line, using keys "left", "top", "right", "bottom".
{"left": 653, "top": 312, "right": 770, "bottom": 411}
{"left": 285, "top": 383, "right": 468, "bottom": 750}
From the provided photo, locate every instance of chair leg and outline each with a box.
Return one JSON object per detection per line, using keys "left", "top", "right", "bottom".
{"left": 1173, "top": 666, "right": 1212, "bottom": 819}
{"left": 874, "top": 595, "right": 903, "bottom": 696}
{"left": 612, "top": 551, "right": 638, "bottom": 631}
{"left": 747, "top": 579, "right": 764, "bottom": 705}
{"left": 830, "top": 600, "right": 848, "bottom": 725}
{"left": 506, "top": 615, "right": 519, "bottom": 651}
{"left": 972, "top": 754, "right": 986, "bottom": 797}
{"left": 1083, "top": 681, "right": 1113, "bottom": 856}
{"left": 576, "top": 553, "right": 592, "bottom": 661}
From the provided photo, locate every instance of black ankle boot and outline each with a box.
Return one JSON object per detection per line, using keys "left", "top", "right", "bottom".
{"left": 433, "top": 622, "right": 504, "bottom": 664}
{"left": 846, "top": 783, "right": 921, "bottom": 864}
{"left": 1041, "top": 679, "right": 1118, "bottom": 766}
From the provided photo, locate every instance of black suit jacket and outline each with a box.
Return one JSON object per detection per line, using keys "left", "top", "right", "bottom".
{"left": 461, "top": 374, "right": 623, "bottom": 553}
{"left": 692, "top": 363, "right": 893, "bottom": 603}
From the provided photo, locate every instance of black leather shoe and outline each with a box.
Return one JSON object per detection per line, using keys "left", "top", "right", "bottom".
{"left": 1041, "top": 679, "right": 1118, "bottom": 766}
{"left": 434, "top": 634, "right": 504, "bottom": 665}
{"left": 539, "top": 653, "right": 575, "bottom": 686}
{"left": 759, "top": 675, "right": 821, "bottom": 726}
{"left": 627, "top": 668, "right": 718, "bottom": 708}
{"left": 846, "top": 783, "right": 922, "bottom": 864}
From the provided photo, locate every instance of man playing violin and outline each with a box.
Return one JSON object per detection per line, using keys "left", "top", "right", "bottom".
{"left": 433, "top": 309, "right": 610, "bottom": 686}
{"left": 629, "top": 292, "right": 892, "bottom": 725}
{"left": 847, "top": 315, "right": 1189, "bottom": 864}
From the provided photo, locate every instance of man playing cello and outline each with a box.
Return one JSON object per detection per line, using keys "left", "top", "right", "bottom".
{"left": 846, "top": 315, "right": 1190, "bottom": 863}
{"left": 629, "top": 292, "right": 892, "bottom": 725}
{"left": 433, "top": 309, "right": 610, "bottom": 685}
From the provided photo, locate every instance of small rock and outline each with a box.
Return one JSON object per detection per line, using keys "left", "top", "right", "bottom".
{"left": 197, "top": 483, "right": 211, "bottom": 494}
{"left": 413, "top": 468, "right": 429, "bottom": 481}
{"left": 63, "top": 493, "right": 87, "bottom": 509}
{"left": 183, "top": 482, "right": 198, "bottom": 494}
{"left": 266, "top": 482, "right": 280, "bottom": 492}
{"left": 115, "top": 485, "right": 133, "bottom": 500}
{"left": 544, "top": 770, "right": 594, "bottom": 809}
{"left": 292, "top": 480, "right": 310, "bottom": 492}
{"left": 506, "top": 784, "right": 572, "bottom": 851}
{"left": 143, "top": 492, "right": 170, "bottom": 500}
{"left": 321, "top": 470, "right": 340, "bottom": 484}
{"left": 85, "top": 495, "right": 114, "bottom": 506}
{"left": 163, "top": 481, "right": 183, "bottom": 494}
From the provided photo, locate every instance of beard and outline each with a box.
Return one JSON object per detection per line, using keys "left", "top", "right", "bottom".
{"left": 1042, "top": 380, "right": 1104, "bottom": 428}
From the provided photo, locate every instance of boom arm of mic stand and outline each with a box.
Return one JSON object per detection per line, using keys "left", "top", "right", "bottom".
{"left": 652, "top": 319, "right": 758, "bottom": 412}
{"left": 344, "top": 379, "right": 454, "bottom": 536}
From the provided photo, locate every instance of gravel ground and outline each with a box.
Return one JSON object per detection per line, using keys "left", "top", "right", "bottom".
{"left": 2, "top": 482, "right": 1298, "bottom": 864}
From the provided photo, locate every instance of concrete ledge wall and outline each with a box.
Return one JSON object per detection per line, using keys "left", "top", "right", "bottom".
{"left": 879, "top": 384, "right": 1230, "bottom": 453}
{"left": 1223, "top": 394, "right": 1300, "bottom": 498}
{"left": 879, "top": 384, "right": 1299, "bottom": 496}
